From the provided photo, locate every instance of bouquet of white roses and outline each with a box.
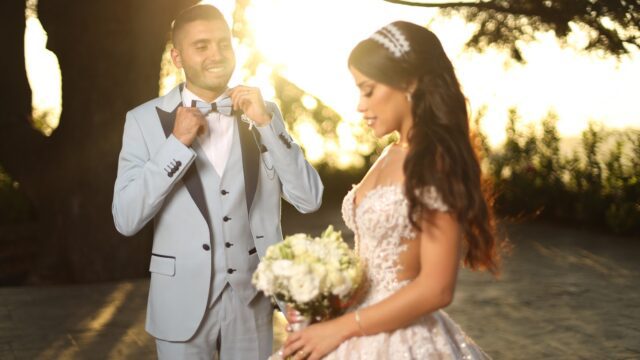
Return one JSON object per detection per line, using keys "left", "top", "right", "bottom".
{"left": 252, "top": 225, "right": 362, "bottom": 321}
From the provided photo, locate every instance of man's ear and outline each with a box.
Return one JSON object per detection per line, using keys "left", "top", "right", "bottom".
{"left": 170, "top": 47, "right": 183, "bottom": 69}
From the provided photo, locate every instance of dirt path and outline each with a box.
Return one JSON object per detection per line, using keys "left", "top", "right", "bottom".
{"left": 450, "top": 222, "right": 640, "bottom": 359}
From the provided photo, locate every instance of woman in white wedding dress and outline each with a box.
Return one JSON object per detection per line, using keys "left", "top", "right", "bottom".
{"left": 282, "top": 21, "right": 501, "bottom": 360}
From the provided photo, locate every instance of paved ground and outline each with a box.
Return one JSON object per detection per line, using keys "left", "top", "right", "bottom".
{"left": 1, "top": 203, "right": 639, "bottom": 359}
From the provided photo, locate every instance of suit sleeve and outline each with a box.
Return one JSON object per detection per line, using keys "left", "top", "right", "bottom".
{"left": 112, "top": 110, "right": 197, "bottom": 236}
{"left": 255, "top": 102, "right": 323, "bottom": 213}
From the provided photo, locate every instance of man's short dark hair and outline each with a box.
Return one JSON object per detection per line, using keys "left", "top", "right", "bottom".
{"left": 171, "top": 4, "right": 227, "bottom": 46}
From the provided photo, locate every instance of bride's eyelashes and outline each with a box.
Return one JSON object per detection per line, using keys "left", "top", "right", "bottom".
{"left": 362, "top": 86, "right": 374, "bottom": 98}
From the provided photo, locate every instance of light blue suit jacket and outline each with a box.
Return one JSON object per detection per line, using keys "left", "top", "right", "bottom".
{"left": 112, "top": 84, "right": 323, "bottom": 341}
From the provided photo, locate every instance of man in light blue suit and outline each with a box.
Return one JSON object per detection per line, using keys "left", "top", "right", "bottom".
{"left": 111, "top": 4, "right": 323, "bottom": 359}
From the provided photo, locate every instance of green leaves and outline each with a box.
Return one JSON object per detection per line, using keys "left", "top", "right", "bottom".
{"left": 480, "top": 109, "right": 640, "bottom": 235}
{"left": 386, "top": 0, "right": 640, "bottom": 61}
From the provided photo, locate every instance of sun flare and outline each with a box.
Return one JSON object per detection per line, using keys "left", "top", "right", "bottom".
{"left": 24, "top": 0, "right": 639, "bottom": 167}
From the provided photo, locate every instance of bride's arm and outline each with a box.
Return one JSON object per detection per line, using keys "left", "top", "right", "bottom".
{"left": 283, "top": 211, "right": 462, "bottom": 359}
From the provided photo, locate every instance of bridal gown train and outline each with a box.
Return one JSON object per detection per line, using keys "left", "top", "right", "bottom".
{"left": 322, "top": 184, "right": 490, "bottom": 360}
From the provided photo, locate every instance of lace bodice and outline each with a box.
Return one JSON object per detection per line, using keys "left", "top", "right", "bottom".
{"left": 322, "top": 184, "right": 489, "bottom": 360}
{"left": 341, "top": 184, "right": 449, "bottom": 304}
{"left": 342, "top": 185, "right": 414, "bottom": 245}
{"left": 342, "top": 184, "right": 449, "bottom": 240}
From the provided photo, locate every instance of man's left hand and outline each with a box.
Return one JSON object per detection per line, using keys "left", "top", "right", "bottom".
{"left": 229, "top": 85, "right": 272, "bottom": 126}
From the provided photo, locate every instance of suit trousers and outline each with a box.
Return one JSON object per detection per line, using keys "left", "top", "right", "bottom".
{"left": 155, "top": 283, "right": 273, "bottom": 360}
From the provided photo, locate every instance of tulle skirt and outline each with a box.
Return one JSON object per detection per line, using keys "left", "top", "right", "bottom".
{"left": 322, "top": 310, "right": 490, "bottom": 360}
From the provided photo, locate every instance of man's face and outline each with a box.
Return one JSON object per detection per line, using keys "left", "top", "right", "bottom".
{"left": 171, "top": 19, "right": 236, "bottom": 98}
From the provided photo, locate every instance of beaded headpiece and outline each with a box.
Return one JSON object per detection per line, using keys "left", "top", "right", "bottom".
{"left": 369, "top": 23, "right": 411, "bottom": 59}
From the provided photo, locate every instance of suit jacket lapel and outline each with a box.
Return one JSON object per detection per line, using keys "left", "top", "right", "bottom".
{"left": 156, "top": 105, "right": 212, "bottom": 234}
{"left": 236, "top": 115, "right": 260, "bottom": 214}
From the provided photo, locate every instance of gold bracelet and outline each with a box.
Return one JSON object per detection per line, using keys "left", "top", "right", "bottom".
{"left": 354, "top": 310, "right": 366, "bottom": 336}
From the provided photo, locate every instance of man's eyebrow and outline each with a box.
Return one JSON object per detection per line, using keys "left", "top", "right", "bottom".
{"left": 190, "top": 38, "right": 211, "bottom": 45}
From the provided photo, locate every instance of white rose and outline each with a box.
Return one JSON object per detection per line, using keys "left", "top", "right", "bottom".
{"left": 313, "top": 243, "right": 329, "bottom": 259}
{"left": 265, "top": 245, "right": 279, "bottom": 259}
{"left": 271, "top": 259, "right": 296, "bottom": 277}
{"left": 330, "top": 272, "right": 352, "bottom": 298}
{"left": 310, "top": 263, "right": 328, "bottom": 293}
{"left": 252, "top": 262, "right": 275, "bottom": 295}
{"left": 290, "top": 272, "right": 320, "bottom": 304}
{"left": 286, "top": 233, "right": 308, "bottom": 242}
{"left": 289, "top": 235, "right": 311, "bottom": 256}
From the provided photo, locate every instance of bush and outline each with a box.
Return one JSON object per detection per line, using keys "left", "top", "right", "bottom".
{"left": 481, "top": 109, "right": 640, "bottom": 236}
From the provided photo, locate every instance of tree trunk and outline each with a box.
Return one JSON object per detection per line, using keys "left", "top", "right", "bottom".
{"left": 0, "top": 0, "right": 197, "bottom": 283}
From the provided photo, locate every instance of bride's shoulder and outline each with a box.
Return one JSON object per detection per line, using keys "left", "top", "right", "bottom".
{"left": 414, "top": 186, "right": 449, "bottom": 212}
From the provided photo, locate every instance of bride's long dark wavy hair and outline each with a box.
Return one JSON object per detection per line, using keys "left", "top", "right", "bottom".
{"left": 349, "top": 21, "right": 500, "bottom": 274}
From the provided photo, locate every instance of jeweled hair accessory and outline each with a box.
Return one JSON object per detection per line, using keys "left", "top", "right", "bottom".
{"left": 369, "top": 23, "right": 410, "bottom": 58}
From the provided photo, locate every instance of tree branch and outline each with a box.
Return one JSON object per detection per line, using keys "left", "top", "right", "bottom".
{"left": 383, "top": 0, "right": 548, "bottom": 17}
{"left": 384, "top": 0, "right": 640, "bottom": 58}
{"left": 383, "top": 0, "right": 485, "bottom": 8}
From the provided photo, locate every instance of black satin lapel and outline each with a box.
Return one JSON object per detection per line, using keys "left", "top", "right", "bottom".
{"left": 156, "top": 106, "right": 212, "bottom": 233}
{"left": 156, "top": 105, "right": 179, "bottom": 137}
{"left": 236, "top": 115, "right": 260, "bottom": 213}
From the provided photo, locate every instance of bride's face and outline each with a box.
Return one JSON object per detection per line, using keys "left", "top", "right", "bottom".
{"left": 350, "top": 66, "right": 412, "bottom": 139}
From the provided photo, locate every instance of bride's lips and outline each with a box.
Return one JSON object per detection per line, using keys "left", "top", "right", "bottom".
{"left": 364, "top": 117, "right": 377, "bottom": 127}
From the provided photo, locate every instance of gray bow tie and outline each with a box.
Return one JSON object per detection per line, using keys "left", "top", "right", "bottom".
{"left": 191, "top": 97, "right": 233, "bottom": 116}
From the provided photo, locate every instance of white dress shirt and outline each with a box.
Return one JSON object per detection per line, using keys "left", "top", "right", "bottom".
{"left": 182, "top": 86, "right": 234, "bottom": 177}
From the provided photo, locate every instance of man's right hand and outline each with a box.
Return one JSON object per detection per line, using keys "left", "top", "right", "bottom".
{"left": 172, "top": 106, "right": 208, "bottom": 147}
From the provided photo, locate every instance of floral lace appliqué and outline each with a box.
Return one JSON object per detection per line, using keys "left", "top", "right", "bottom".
{"left": 333, "top": 184, "right": 490, "bottom": 360}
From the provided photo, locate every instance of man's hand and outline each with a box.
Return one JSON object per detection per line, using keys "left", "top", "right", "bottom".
{"left": 172, "top": 106, "right": 208, "bottom": 146}
{"left": 228, "top": 86, "right": 272, "bottom": 126}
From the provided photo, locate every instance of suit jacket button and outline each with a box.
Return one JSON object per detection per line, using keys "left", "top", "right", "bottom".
{"left": 227, "top": 268, "right": 236, "bottom": 274}
{"left": 221, "top": 190, "right": 228, "bottom": 195}
{"left": 223, "top": 216, "right": 231, "bottom": 222}
{"left": 202, "top": 244, "right": 210, "bottom": 251}
{"left": 225, "top": 242, "right": 233, "bottom": 248}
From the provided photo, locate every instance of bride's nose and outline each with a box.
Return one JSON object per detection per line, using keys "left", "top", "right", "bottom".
{"left": 357, "top": 97, "right": 368, "bottom": 113}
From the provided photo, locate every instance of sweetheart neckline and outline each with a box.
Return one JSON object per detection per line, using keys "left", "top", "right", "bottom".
{"left": 351, "top": 183, "right": 404, "bottom": 212}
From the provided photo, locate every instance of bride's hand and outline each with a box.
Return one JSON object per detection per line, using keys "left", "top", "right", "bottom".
{"left": 282, "top": 316, "right": 356, "bottom": 360}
